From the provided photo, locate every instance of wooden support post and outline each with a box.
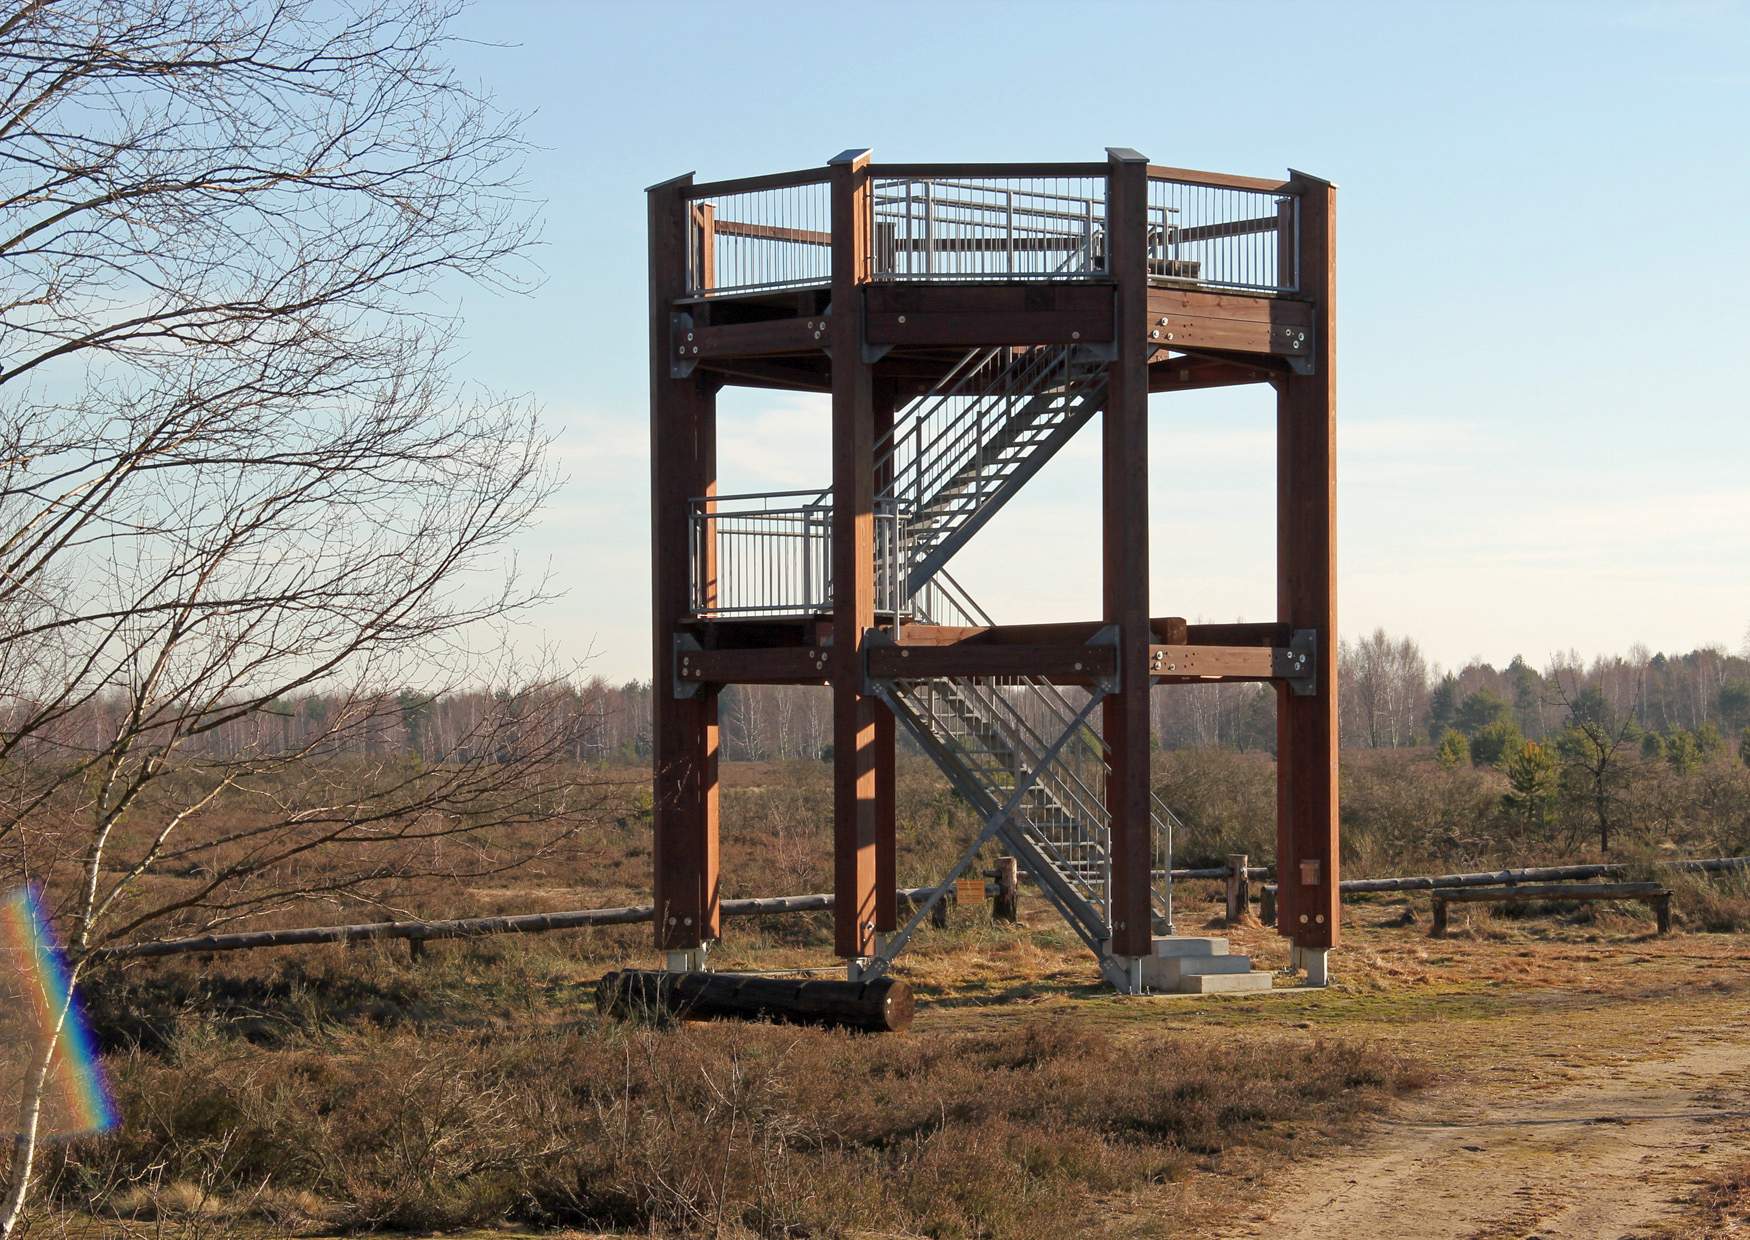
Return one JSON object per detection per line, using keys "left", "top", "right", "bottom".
{"left": 993, "top": 856, "right": 1020, "bottom": 923}
{"left": 1275, "top": 171, "right": 1339, "bottom": 953}
{"left": 1226, "top": 853, "right": 1251, "bottom": 924}
{"left": 1656, "top": 893, "right": 1672, "bottom": 934}
{"left": 1431, "top": 897, "right": 1449, "bottom": 939}
{"left": 1259, "top": 884, "right": 1277, "bottom": 924}
{"left": 829, "top": 148, "right": 879, "bottom": 962}
{"left": 650, "top": 173, "right": 720, "bottom": 952}
{"left": 873, "top": 380, "right": 898, "bottom": 935}
{"left": 1103, "top": 147, "right": 1154, "bottom": 962}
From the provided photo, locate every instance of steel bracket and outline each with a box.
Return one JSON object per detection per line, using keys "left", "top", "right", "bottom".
{"left": 672, "top": 632, "right": 704, "bottom": 699}
{"left": 1286, "top": 628, "right": 1318, "bottom": 696}
{"left": 861, "top": 625, "right": 894, "bottom": 695}
{"left": 670, "top": 311, "right": 698, "bottom": 378}
{"left": 1281, "top": 322, "right": 1315, "bottom": 375}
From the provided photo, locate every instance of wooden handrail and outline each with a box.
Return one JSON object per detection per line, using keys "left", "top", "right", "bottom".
{"left": 685, "top": 166, "right": 831, "bottom": 199}
{"left": 869, "top": 161, "right": 1108, "bottom": 179}
{"left": 1147, "top": 164, "right": 1296, "bottom": 194}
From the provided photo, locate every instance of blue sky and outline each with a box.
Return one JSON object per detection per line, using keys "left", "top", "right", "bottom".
{"left": 443, "top": 0, "right": 1750, "bottom": 682}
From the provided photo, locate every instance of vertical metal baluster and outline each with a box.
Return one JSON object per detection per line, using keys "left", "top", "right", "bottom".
{"left": 923, "top": 180, "right": 934, "bottom": 277}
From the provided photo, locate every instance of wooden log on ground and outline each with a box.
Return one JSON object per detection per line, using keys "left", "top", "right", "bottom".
{"left": 597, "top": 969, "right": 914, "bottom": 1033}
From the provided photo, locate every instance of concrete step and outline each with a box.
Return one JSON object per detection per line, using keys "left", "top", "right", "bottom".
{"left": 1151, "top": 935, "right": 1229, "bottom": 959}
{"left": 1177, "top": 970, "right": 1274, "bottom": 995}
{"left": 1140, "top": 951, "right": 1254, "bottom": 991}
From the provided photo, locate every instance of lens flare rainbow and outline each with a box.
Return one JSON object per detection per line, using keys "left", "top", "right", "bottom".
{"left": 0, "top": 886, "right": 117, "bottom": 1138}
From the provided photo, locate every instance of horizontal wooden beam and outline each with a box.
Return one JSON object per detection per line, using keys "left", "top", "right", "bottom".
{"left": 1146, "top": 286, "right": 1315, "bottom": 362}
{"left": 1184, "top": 621, "right": 1292, "bottom": 647}
{"left": 869, "top": 642, "right": 1115, "bottom": 683}
{"left": 897, "top": 616, "right": 1189, "bottom": 646}
{"left": 1148, "top": 643, "right": 1310, "bottom": 683}
{"left": 865, "top": 282, "right": 1115, "bottom": 347}
{"left": 1168, "top": 215, "right": 1282, "bottom": 245}
{"left": 1434, "top": 882, "right": 1666, "bottom": 904}
{"left": 678, "top": 645, "right": 830, "bottom": 685}
{"left": 685, "top": 315, "right": 827, "bottom": 360}
{"left": 711, "top": 218, "right": 832, "bottom": 247}
{"left": 1148, "top": 354, "right": 1276, "bottom": 392}
{"left": 698, "top": 357, "right": 831, "bottom": 393}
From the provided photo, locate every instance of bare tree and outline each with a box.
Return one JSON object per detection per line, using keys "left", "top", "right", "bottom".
{"left": 0, "top": 3, "right": 579, "bottom": 1231}
{"left": 1343, "top": 629, "right": 1428, "bottom": 748}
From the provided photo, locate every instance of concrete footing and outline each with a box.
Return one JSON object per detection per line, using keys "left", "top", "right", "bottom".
{"left": 1289, "top": 944, "right": 1330, "bottom": 986}
{"left": 666, "top": 946, "right": 708, "bottom": 973}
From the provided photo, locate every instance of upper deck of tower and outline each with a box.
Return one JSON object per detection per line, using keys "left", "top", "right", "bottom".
{"left": 665, "top": 151, "right": 1308, "bottom": 306}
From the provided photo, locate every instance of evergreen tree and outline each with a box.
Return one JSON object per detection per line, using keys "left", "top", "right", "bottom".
{"left": 1470, "top": 719, "right": 1525, "bottom": 767}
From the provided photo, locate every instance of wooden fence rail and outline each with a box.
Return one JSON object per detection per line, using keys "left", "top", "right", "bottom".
{"left": 93, "top": 857, "right": 1747, "bottom": 963}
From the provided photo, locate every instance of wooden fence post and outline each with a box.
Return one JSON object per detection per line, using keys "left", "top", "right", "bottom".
{"left": 1226, "top": 853, "right": 1250, "bottom": 924}
{"left": 993, "top": 857, "right": 1020, "bottom": 923}
{"left": 1259, "top": 884, "right": 1277, "bottom": 924}
{"left": 1431, "top": 896, "right": 1449, "bottom": 938}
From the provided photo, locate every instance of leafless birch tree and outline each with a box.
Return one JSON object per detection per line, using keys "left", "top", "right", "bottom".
{"left": 0, "top": 3, "right": 574, "bottom": 1231}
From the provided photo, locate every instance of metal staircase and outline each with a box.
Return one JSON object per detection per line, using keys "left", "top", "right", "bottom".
{"left": 878, "top": 343, "right": 1108, "bottom": 596}
{"left": 862, "top": 575, "right": 1184, "bottom": 987}
{"left": 693, "top": 310, "right": 1184, "bottom": 984}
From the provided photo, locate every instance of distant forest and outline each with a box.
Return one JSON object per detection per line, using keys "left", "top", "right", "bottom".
{"left": 555, "top": 629, "right": 1750, "bottom": 770}
{"left": 39, "top": 630, "right": 1747, "bottom": 776}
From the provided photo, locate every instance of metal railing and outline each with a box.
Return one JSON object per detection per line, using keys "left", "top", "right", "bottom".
{"left": 1146, "top": 171, "right": 1298, "bottom": 293}
{"left": 688, "top": 490, "right": 909, "bottom": 618}
{"left": 869, "top": 174, "right": 1108, "bottom": 281}
{"left": 684, "top": 172, "right": 832, "bottom": 298}
{"left": 678, "top": 163, "right": 1300, "bottom": 297}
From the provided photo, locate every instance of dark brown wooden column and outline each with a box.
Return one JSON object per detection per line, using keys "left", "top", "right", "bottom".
{"left": 649, "top": 173, "right": 720, "bottom": 952}
{"left": 1276, "top": 172, "right": 1339, "bottom": 950}
{"left": 873, "top": 378, "right": 898, "bottom": 934}
{"left": 829, "top": 148, "right": 879, "bottom": 961}
{"left": 1102, "top": 148, "right": 1153, "bottom": 961}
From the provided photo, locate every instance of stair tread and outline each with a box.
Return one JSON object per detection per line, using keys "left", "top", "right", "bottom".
{"left": 1176, "top": 971, "right": 1274, "bottom": 995}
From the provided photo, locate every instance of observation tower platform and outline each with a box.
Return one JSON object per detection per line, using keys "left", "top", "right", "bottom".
{"left": 648, "top": 148, "right": 1337, "bottom": 992}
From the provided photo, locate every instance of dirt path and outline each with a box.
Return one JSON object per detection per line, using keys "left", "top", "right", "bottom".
{"left": 1222, "top": 1020, "right": 1750, "bottom": 1239}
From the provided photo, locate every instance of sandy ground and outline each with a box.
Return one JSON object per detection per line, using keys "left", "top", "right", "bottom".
{"left": 1222, "top": 1024, "right": 1750, "bottom": 1239}
{"left": 1189, "top": 909, "right": 1750, "bottom": 1240}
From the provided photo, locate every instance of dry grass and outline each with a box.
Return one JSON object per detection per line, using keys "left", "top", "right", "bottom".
{"left": 1683, "top": 1160, "right": 1750, "bottom": 1238}
{"left": 34, "top": 998, "right": 1423, "bottom": 1238}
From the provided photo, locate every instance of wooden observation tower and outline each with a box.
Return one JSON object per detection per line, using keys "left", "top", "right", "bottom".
{"left": 648, "top": 148, "right": 1337, "bottom": 992}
